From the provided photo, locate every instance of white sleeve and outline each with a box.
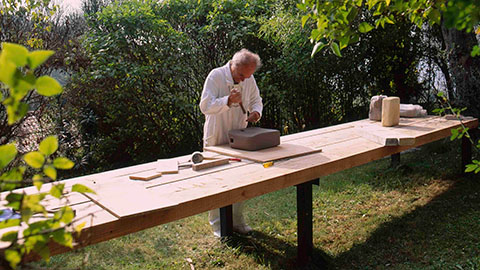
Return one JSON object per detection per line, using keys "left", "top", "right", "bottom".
{"left": 199, "top": 72, "right": 230, "bottom": 115}
{"left": 248, "top": 76, "right": 263, "bottom": 117}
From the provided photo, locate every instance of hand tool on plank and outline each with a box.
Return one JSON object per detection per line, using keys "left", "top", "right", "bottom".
{"left": 192, "top": 158, "right": 230, "bottom": 171}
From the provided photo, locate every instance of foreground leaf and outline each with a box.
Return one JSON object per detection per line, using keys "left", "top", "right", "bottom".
{"left": 28, "top": 50, "right": 54, "bottom": 70}
{"left": 43, "top": 165, "right": 57, "bottom": 180}
{"left": 359, "top": 22, "right": 374, "bottom": 33}
{"left": 53, "top": 157, "right": 74, "bottom": 169}
{"left": 72, "top": 184, "right": 96, "bottom": 194}
{"left": 39, "top": 136, "right": 58, "bottom": 156}
{"left": 1, "top": 42, "right": 28, "bottom": 67}
{"left": 50, "top": 183, "right": 65, "bottom": 198}
{"left": 0, "top": 219, "right": 21, "bottom": 230}
{"left": 35, "top": 76, "right": 63, "bottom": 96}
{"left": 24, "top": 151, "right": 45, "bottom": 169}
{"left": 5, "top": 249, "right": 21, "bottom": 269}
{"left": 34, "top": 242, "right": 51, "bottom": 262}
{"left": 33, "top": 179, "right": 43, "bottom": 191}
{"left": 1, "top": 230, "right": 18, "bottom": 242}
{"left": 0, "top": 143, "right": 17, "bottom": 170}
{"left": 0, "top": 57, "right": 17, "bottom": 87}
{"left": 311, "top": 42, "right": 327, "bottom": 58}
{"left": 52, "top": 229, "right": 73, "bottom": 248}
{"left": 465, "top": 164, "right": 478, "bottom": 173}
{"left": 59, "top": 206, "right": 75, "bottom": 224}
{"left": 75, "top": 221, "right": 87, "bottom": 235}
{"left": 471, "top": 45, "right": 480, "bottom": 57}
{"left": 330, "top": 42, "right": 342, "bottom": 57}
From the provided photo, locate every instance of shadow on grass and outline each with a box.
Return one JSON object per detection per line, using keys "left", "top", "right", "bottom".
{"left": 346, "top": 140, "right": 469, "bottom": 193}
{"left": 226, "top": 173, "right": 479, "bottom": 269}
{"left": 333, "top": 175, "right": 480, "bottom": 269}
{"left": 222, "top": 231, "right": 331, "bottom": 270}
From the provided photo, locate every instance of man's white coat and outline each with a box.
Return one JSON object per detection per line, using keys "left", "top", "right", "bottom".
{"left": 199, "top": 61, "right": 263, "bottom": 147}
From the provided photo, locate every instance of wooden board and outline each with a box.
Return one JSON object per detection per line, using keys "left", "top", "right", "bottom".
{"left": 82, "top": 182, "right": 177, "bottom": 218}
{"left": 354, "top": 126, "right": 415, "bottom": 146}
{"left": 353, "top": 115, "right": 480, "bottom": 146}
{"left": 156, "top": 158, "right": 179, "bottom": 174}
{"left": 204, "top": 143, "right": 322, "bottom": 163}
{"left": 129, "top": 171, "right": 163, "bottom": 181}
{"left": 145, "top": 159, "right": 251, "bottom": 189}
{"left": 281, "top": 126, "right": 360, "bottom": 149}
{"left": 281, "top": 123, "right": 355, "bottom": 143}
{"left": 353, "top": 117, "right": 435, "bottom": 146}
{"left": 9, "top": 116, "right": 479, "bottom": 260}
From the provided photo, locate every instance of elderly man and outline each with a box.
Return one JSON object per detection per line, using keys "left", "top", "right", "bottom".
{"left": 199, "top": 48, "right": 263, "bottom": 237}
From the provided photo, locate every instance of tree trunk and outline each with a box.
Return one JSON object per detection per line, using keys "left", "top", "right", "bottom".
{"left": 441, "top": 26, "right": 480, "bottom": 117}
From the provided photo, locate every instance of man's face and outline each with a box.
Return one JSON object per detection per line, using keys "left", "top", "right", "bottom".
{"left": 231, "top": 63, "right": 256, "bottom": 83}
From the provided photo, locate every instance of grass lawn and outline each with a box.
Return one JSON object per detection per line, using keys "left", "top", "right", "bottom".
{"left": 26, "top": 139, "right": 480, "bottom": 270}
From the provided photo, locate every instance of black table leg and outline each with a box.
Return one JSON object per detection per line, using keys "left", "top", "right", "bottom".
{"left": 296, "top": 180, "right": 316, "bottom": 266}
{"left": 462, "top": 135, "right": 472, "bottom": 175}
{"left": 391, "top": 153, "right": 400, "bottom": 167}
{"left": 220, "top": 205, "right": 233, "bottom": 237}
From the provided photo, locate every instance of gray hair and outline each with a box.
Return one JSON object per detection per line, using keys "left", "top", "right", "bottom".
{"left": 231, "top": 49, "right": 262, "bottom": 71}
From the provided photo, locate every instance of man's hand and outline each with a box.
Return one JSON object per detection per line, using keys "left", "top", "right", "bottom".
{"left": 228, "top": 88, "right": 242, "bottom": 107}
{"left": 247, "top": 111, "right": 261, "bottom": 122}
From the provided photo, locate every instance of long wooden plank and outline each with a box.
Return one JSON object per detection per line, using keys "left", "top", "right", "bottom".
{"left": 281, "top": 123, "right": 355, "bottom": 143}
{"left": 282, "top": 126, "right": 360, "bottom": 149}
{"left": 138, "top": 117, "right": 479, "bottom": 215}
{"left": 1, "top": 135, "right": 396, "bottom": 254}
{"left": 76, "top": 157, "right": 249, "bottom": 218}
{"left": 352, "top": 116, "right": 478, "bottom": 146}
{"left": 352, "top": 116, "right": 436, "bottom": 146}
{"left": 82, "top": 180, "right": 178, "bottom": 219}
{"left": 280, "top": 116, "right": 433, "bottom": 144}
{"left": 354, "top": 125, "right": 415, "bottom": 146}
{"left": 148, "top": 137, "right": 385, "bottom": 209}
{"left": 145, "top": 161, "right": 251, "bottom": 189}
{"left": 204, "top": 143, "right": 322, "bottom": 163}
{"left": 148, "top": 117, "right": 479, "bottom": 208}
{"left": 58, "top": 151, "right": 224, "bottom": 185}
{"left": 16, "top": 116, "right": 478, "bottom": 261}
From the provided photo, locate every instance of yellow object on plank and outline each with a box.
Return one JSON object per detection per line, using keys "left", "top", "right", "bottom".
{"left": 262, "top": 161, "right": 274, "bottom": 168}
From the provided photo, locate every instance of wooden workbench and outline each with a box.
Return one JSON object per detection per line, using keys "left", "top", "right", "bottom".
{"left": 1, "top": 116, "right": 478, "bottom": 265}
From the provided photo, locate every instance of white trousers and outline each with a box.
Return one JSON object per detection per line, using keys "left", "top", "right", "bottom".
{"left": 208, "top": 201, "right": 247, "bottom": 232}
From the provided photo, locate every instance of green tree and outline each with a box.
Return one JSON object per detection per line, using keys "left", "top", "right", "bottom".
{"left": 256, "top": 0, "right": 436, "bottom": 133}
{"left": 299, "top": 0, "right": 480, "bottom": 173}
{"left": 299, "top": 0, "right": 480, "bottom": 115}
{"left": 66, "top": 0, "right": 280, "bottom": 170}
{"left": 299, "top": 0, "right": 479, "bottom": 57}
{"left": 67, "top": 0, "right": 205, "bottom": 170}
{"left": 64, "top": 0, "right": 440, "bottom": 173}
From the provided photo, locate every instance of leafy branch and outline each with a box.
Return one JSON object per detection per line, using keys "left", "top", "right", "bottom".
{"left": 0, "top": 42, "right": 95, "bottom": 269}
{"left": 433, "top": 92, "right": 480, "bottom": 173}
{"left": 299, "top": 0, "right": 480, "bottom": 57}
